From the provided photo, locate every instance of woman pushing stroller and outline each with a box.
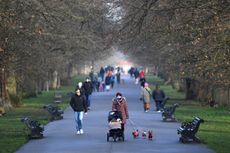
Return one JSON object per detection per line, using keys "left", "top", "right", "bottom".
{"left": 112, "top": 92, "right": 129, "bottom": 132}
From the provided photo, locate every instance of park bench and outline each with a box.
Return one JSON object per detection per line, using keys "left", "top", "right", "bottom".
{"left": 21, "top": 117, "right": 44, "bottom": 139}
{"left": 177, "top": 117, "right": 204, "bottom": 143}
{"left": 43, "top": 104, "right": 64, "bottom": 120}
{"left": 54, "top": 91, "right": 62, "bottom": 103}
{"left": 162, "top": 103, "right": 179, "bottom": 121}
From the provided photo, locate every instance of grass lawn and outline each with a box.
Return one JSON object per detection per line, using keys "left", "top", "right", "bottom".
{"left": 0, "top": 75, "right": 86, "bottom": 153}
{"left": 147, "top": 75, "right": 230, "bottom": 153}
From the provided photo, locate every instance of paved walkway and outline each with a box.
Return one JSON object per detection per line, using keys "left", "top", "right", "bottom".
{"left": 15, "top": 75, "right": 215, "bottom": 153}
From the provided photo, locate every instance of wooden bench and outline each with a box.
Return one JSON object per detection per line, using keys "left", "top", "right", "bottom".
{"left": 177, "top": 117, "right": 204, "bottom": 143}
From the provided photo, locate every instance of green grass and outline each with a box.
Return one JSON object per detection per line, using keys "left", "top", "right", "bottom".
{"left": 0, "top": 75, "right": 86, "bottom": 153}
{"left": 146, "top": 75, "right": 230, "bottom": 153}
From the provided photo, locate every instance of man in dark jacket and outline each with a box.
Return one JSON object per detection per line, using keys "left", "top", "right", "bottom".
{"left": 70, "top": 89, "right": 87, "bottom": 134}
{"left": 83, "top": 78, "right": 93, "bottom": 110}
{"left": 152, "top": 85, "right": 165, "bottom": 112}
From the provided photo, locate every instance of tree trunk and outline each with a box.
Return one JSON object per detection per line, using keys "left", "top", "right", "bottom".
{"left": 0, "top": 68, "right": 12, "bottom": 109}
{"left": 52, "top": 70, "right": 58, "bottom": 89}
{"left": 185, "top": 78, "right": 197, "bottom": 100}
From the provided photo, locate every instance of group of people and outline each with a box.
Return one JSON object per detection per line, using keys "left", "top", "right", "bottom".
{"left": 140, "top": 83, "right": 166, "bottom": 112}
{"left": 70, "top": 86, "right": 129, "bottom": 134}
{"left": 70, "top": 67, "right": 166, "bottom": 135}
{"left": 69, "top": 66, "right": 126, "bottom": 135}
{"left": 88, "top": 66, "right": 122, "bottom": 92}
{"left": 129, "top": 67, "right": 166, "bottom": 113}
{"left": 101, "top": 66, "right": 122, "bottom": 91}
{"left": 128, "top": 67, "right": 145, "bottom": 85}
{"left": 70, "top": 77, "right": 94, "bottom": 134}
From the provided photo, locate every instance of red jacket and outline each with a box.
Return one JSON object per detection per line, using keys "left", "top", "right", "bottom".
{"left": 139, "top": 70, "right": 145, "bottom": 78}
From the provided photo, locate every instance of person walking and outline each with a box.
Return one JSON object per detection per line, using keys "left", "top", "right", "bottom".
{"left": 110, "top": 75, "right": 115, "bottom": 89}
{"left": 112, "top": 92, "right": 129, "bottom": 132}
{"left": 76, "top": 82, "right": 85, "bottom": 96}
{"left": 140, "top": 82, "right": 152, "bottom": 112}
{"left": 116, "top": 71, "right": 121, "bottom": 84}
{"left": 99, "top": 67, "right": 105, "bottom": 81}
{"left": 70, "top": 89, "right": 88, "bottom": 134}
{"left": 83, "top": 78, "right": 93, "bottom": 110}
{"left": 134, "top": 68, "right": 139, "bottom": 84}
{"left": 152, "top": 85, "right": 165, "bottom": 112}
{"left": 105, "top": 75, "right": 111, "bottom": 91}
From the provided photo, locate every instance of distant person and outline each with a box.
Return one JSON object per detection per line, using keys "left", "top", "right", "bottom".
{"left": 70, "top": 89, "right": 87, "bottom": 134}
{"left": 83, "top": 78, "right": 93, "bottom": 110}
{"left": 140, "top": 82, "right": 152, "bottom": 112}
{"left": 152, "top": 85, "right": 165, "bottom": 112}
{"left": 134, "top": 68, "right": 139, "bottom": 84}
{"left": 110, "top": 75, "right": 115, "bottom": 89}
{"left": 139, "top": 69, "right": 145, "bottom": 85}
{"left": 99, "top": 67, "right": 105, "bottom": 81}
{"left": 112, "top": 92, "right": 129, "bottom": 132}
{"left": 105, "top": 75, "right": 111, "bottom": 91}
{"left": 116, "top": 71, "right": 121, "bottom": 84}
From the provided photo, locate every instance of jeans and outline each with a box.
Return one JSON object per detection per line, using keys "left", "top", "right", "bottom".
{"left": 85, "top": 94, "right": 92, "bottom": 108}
{"left": 155, "top": 100, "right": 163, "bottom": 111}
{"left": 74, "top": 111, "right": 84, "bottom": 130}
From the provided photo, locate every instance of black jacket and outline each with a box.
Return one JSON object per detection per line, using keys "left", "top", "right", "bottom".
{"left": 70, "top": 94, "right": 87, "bottom": 112}
{"left": 152, "top": 90, "right": 165, "bottom": 101}
{"left": 83, "top": 81, "right": 93, "bottom": 95}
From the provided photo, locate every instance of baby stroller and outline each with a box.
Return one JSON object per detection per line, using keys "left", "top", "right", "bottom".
{"left": 107, "top": 111, "right": 124, "bottom": 142}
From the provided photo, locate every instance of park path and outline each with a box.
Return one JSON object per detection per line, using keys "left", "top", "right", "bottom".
{"left": 15, "top": 75, "right": 215, "bottom": 153}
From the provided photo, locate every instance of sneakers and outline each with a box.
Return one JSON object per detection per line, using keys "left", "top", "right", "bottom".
{"left": 157, "top": 110, "right": 161, "bottom": 113}
{"left": 77, "top": 129, "right": 84, "bottom": 134}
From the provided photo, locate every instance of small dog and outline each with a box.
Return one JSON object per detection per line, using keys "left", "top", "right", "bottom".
{"left": 148, "top": 130, "right": 153, "bottom": 140}
{"left": 132, "top": 129, "right": 139, "bottom": 138}
{"left": 142, "top": 131, "right": 147, "bottom": 138}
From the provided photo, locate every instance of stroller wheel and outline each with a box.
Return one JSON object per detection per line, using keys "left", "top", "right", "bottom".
{"left": 107, "top": 133, "right": 109, "bottom": 142}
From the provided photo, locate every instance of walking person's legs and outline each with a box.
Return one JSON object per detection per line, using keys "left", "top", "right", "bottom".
{"left": 75, "top": 112, "right": 84, "bottom": 134}
{"left": 155, "top": 101, "right": 160, "bottom": 112}
{"left": 159, "top": 100, "right": 163, "bottom": 111}
{"left": 146, "top": 102, "right": 150, "bottom": 111}
{"left": 87, "top": 94, "right": 92, "bottom": 110}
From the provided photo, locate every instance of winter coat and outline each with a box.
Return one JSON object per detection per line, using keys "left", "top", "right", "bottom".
{"left": 112, "top": 97, "right": 129, "bottom": 124}
{"left": 70, "top": 94, "right": 87, "bottom": 112}
{"left": 140, "top": 87, "right": 151, "bottom": 103}
{"left": 83, "top": 81, "right": 93, "bottom": 95}
{"left": 105, "top": 76, "right": 111, "bottom": 85}
{"left": 139, "top": 70, "right": 145, "bottom": 78}
{"left": 152, "top": 90, "right": 165, "bottom": 102}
